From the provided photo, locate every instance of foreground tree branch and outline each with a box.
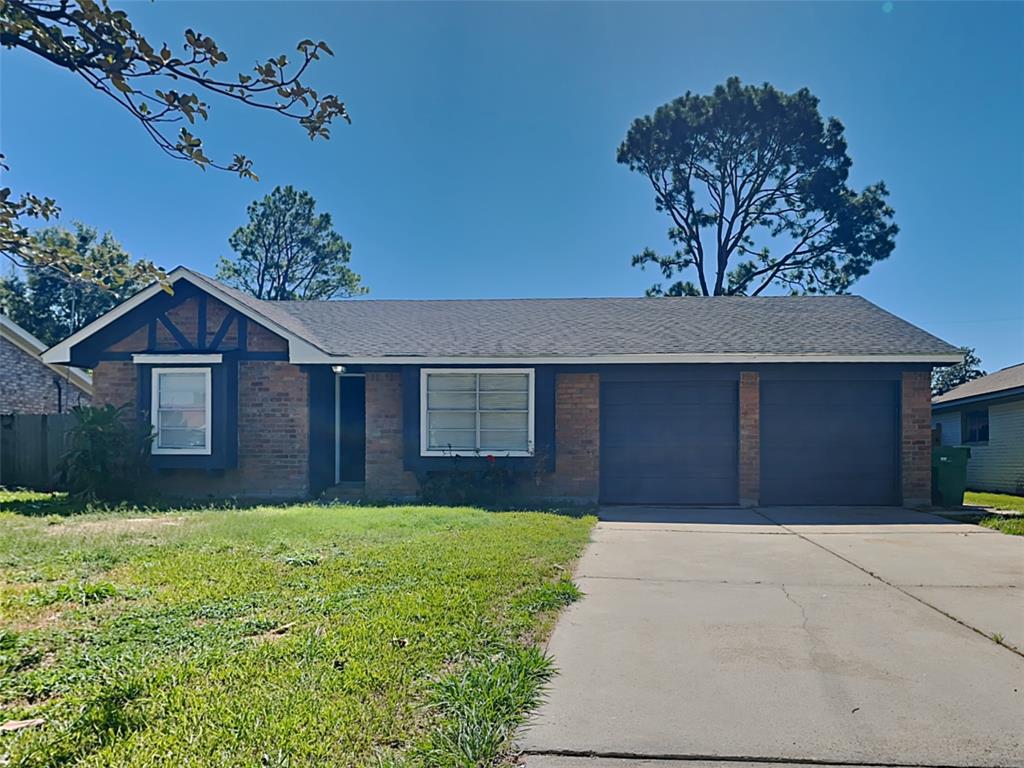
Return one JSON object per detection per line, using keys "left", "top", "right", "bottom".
{"left": 1, "top": 0, "right": 349, "bottom": 288}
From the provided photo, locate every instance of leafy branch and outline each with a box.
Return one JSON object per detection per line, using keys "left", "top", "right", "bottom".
{"left": 1, "top": 0, "right": 349, "bottom": 286}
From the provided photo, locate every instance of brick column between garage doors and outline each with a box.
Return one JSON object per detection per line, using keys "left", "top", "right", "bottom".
{"left": 901, "top": 370, "right": 932, "bottom": 507}
{"left": 738, "top": 371, "right": 760, "bottom": 507}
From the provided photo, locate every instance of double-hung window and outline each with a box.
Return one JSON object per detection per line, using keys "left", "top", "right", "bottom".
{"left": 151, "top": 368, "right": 212, "bottom": 455}
{"left": 421, "top": 369, "right": 534, "bottom": 456}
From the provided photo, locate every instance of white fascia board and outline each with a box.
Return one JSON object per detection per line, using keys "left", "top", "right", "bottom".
{"left": 287, "top": 351, "right": 966, "bottom": 365}
{"left": 41, "top": 272, "right": 180, "bottom": 364}
{"left": 133, "top": 353, "right": 223, "bottom": 364}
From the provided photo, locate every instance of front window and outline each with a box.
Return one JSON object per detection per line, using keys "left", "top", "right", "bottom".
{"left": 151, "top": 368, "right": 212, "bottom": 455}
{"left": 421, "top": 369, "right": 534, "bottom": 456}
{"left": 962, "top": 409, "right": 989, "bottom": 444}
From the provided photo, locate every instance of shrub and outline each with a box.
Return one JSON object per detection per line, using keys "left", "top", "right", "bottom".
{"left": 418, "top": 456, "right": 518, "bottom": 506}
{"left": 58, "top": 404, "right": 153, "bottom": 502}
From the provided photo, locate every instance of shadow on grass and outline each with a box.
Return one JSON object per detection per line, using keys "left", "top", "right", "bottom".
{"left": 0, "top": 488, "right": 304, "bottom": 519}
{"left": 0, "top": 488, "right": 596, "bottom": 520}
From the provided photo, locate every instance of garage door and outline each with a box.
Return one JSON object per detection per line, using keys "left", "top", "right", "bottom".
{"left": 760, "top": 380, "right": 900, "bottom": 506}
{"left": 600, "top": 380, "right": 738, "bottom": 505}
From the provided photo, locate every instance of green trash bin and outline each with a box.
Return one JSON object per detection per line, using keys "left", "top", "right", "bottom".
{"left": 931, "top": 446, "right": 971, "bottom": 507}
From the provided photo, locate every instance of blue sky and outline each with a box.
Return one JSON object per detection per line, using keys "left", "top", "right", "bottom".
{"left": 2, "top": 1, "right": 1022, "bottom": 370}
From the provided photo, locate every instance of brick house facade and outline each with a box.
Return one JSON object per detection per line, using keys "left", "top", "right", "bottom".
{"left": 88, "top": 293, "right": 310, "bottom": 499}
{"left": 1, "top": 316, "right": 92, "bottom": 414}
{"left": 43, "top": 268, "right": 957, "bottom": 506}
{"left": 901, "top": 370, "right": 934, "bottom": 507}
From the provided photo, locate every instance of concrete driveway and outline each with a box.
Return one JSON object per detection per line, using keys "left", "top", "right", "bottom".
{"left": 520, "top": 507, "right": 1024, "bottom": 768}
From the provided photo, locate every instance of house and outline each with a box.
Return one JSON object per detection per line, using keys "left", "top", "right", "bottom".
{"left": 42, "top": 267, "right": 961, "bottom": 506}
{"left": 1, "top": 314, "right": 92, "bottom": 414}
{"left": 931, "top": 363, "right": 1024, "bottom": 494}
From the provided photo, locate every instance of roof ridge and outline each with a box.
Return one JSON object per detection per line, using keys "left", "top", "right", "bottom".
{"left": 271, "top": 294, "right": 867, "bottom": 305}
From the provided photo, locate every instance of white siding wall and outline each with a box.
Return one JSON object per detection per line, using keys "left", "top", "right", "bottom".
{"left": 932, "top": 399, "right": 1024, "bottom": 493}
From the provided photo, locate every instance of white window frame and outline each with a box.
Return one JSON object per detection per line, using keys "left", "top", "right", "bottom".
{"left": 150, "top": 367, "right": 213, "bottom": 455}
{"left": 420, "top": 368, "right": 535, "bottom": 457}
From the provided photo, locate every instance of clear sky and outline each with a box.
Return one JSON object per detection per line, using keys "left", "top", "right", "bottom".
{"left": 2, "top": 1, "right": 1022, "bottom": 370}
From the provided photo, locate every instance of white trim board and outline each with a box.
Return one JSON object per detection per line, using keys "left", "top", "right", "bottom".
{"left": 293, "top": 352, "right": 965, "bottom": 366}
{"left": 133, "top": 353, "right": 223, "bottom": 364}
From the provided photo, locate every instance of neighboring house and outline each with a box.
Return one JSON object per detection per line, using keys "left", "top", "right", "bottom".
{"left": 932, "top": 364, "right": 1024, "bottom": 494}
{"left": 1, "top": 314, "right": 92, "bottom": 414}
{"left": 42, "top": 268, "right": 960, "bottom": 506}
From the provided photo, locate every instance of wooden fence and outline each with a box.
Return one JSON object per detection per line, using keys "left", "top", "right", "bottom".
{"left": 0, "top": 413, "right": 76, "bottom": 490}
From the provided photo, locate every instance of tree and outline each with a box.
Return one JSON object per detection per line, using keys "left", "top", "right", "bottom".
{"left": 216, "top": 186, "right": 365, "bottom": 301}
{"left": 0, "top": 223, "right": 147, "bottom": 346}
{"left": 1, "top": 0, "right": 349, "bottom": 288}
{"left": 932, "top": 347, "right": 985, "bottom": 396}
{"left": 617, "top": 77, "right": 898, "bottom": 296}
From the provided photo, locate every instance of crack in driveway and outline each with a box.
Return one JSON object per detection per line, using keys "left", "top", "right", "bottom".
{"left": 520, "top": 747, "right": 1022, "bottom": 768}
{"left": 752, "top": 509, "right": 1024, "bottom": 660}
{"left": 779, "top": 584, "right": 810, "bottom": 632}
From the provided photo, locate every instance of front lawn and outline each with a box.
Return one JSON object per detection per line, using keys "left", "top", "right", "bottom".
{"left": 0, "top": 492, "right": 593, "bottom": 766}
{"left": 959, "top": 492, "right": 1024, "bottom": 535}
{"left": 975, "top": 515, "right": 1024, "bottom": 536}
{"left": 964, "top": 491, "right": 1024, "bottom": 514}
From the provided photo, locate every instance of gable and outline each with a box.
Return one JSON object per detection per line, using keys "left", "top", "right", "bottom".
{"left": 42, "top": 270, "right": 314, "bottom": 367}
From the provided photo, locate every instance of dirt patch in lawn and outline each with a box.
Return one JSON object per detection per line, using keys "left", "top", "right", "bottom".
{"left": 45, "top": 516, "right": 185, "bottom": 535}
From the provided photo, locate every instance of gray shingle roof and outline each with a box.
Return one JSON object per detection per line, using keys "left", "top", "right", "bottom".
{"left": 179, "top": 270, "right": 958, "bottom": 360}
{"left": 932, "top": 363, "right": 1024, "bottom": 405}
{"left": 241, "top": 291, "right": 957, "bottom": 359}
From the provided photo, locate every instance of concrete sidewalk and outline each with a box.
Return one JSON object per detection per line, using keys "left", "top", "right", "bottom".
{"left": 519, "top": 507, "right": 1024, "bottom": 768}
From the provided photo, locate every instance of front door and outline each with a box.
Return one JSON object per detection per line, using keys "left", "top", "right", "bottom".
{"left": 337, "top": 376, "right": 366, "bottom": 482}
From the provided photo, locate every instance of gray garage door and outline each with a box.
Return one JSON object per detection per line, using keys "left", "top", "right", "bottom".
{"left": 760, "top": 380, "right": 900, "bottom": 506}
{"left": 600, "top": 380, "right": 738, "bottom": 505}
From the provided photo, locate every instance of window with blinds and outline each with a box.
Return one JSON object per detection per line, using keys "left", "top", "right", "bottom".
{"left": 421, "top": 369, "right": 535, "bottom": 456}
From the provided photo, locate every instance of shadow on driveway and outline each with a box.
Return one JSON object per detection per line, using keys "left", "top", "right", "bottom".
{"left": 598, "top": 504, "right": 969, "bottom": 528}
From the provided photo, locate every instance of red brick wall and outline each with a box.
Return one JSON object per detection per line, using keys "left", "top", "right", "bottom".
{"left": 364, "top": 372, "right": 418, "bottom": 498}
{"left": 738, "top": 371, "right": 760, "bottom": 506}
{"left": 530, "top": 372, "right": 600, "bottom": 502}
{"left": 91, "top": 359, "right": 309, "bottom": 499}
{"left": 92, "top": 361, "right": 137, "bottom": 410}
{"left": 109, "top": 295, "right": 285, "bottom": 354}
{"left": 901, "top": 370, "right": 932, "bottom": 506}
{"left": 0, "top": 336, "right": 90, "bottom": 414}
{"left": 232, "top": 361, "right": 308, "bottom": 497}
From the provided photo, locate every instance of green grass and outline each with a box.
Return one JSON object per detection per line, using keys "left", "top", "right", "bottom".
{"left": 964, "top": 491, "right": 1024, "bottom": 514}
{"left": 958, "top": 492, "right": 1024, "bottom": 535}
{"left": 0, "top": 490, "right": 594, "bottom": 767}
{"left": 977, "top": 516, "right": 1024, "bottom": 536}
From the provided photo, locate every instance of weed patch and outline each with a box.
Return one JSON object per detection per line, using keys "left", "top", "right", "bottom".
{"left": 418, "top": 646, "right": 555, "bottom": 767}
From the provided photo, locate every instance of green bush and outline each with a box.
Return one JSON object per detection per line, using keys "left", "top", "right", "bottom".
{"left": 418, "top": 458, "right": 518, "bottom": 506}
{"left": 58, "top": 404, "right": 153, "bottom": 502}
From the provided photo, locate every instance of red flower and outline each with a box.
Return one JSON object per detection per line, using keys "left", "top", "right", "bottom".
{"left": 486, "top": 454, "right": 496, "bottom": 464}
